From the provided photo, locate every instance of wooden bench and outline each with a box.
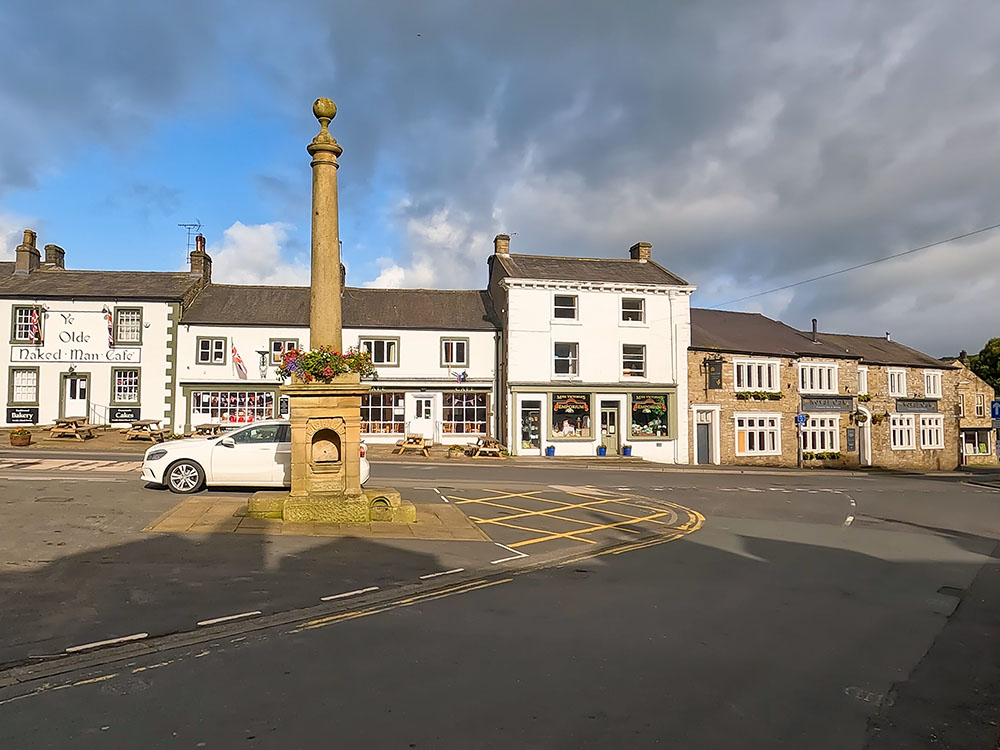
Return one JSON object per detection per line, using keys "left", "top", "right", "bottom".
{"left": 395, "top": 433, "right": 429, "bottom": 457}
{"left": 192, "top": 423, "right": 225, "bottom": 437}
{"left": 465, "top": 436, "right": 505, "bottom": 458}
{"left": 123, "top": 419, "right": 167, "bottom": 443}
{"left": 50, "top": 417, "right": 98, "bottom": 441}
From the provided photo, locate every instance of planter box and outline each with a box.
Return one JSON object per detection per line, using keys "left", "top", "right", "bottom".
{"left": 9, "top": 434, "right": 31, "bottom": 447}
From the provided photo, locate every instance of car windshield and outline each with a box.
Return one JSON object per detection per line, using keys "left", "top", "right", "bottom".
{"left": 230, "top": 424, "right": 282, "bottom": 444}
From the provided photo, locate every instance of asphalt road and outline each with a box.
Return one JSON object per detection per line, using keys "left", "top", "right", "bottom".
{"left": 1, "top": 461, "right": 999, "bottom": 748}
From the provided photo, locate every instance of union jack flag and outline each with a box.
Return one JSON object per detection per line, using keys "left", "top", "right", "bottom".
{"left": 232, "top": 345, "right": 248, "bottom": 378}
{"left": 29, "top": 307, "right": 41, "bottom": 343}
{"left": 102, "top": 306, "right": 114, "bottom": 348}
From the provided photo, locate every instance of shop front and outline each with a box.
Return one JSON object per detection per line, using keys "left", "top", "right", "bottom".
{"left": 181, "top": 384, "right": 286, "bottom": 434}
{"left": 361, "top": 387, "right": 492, "bottom": 445}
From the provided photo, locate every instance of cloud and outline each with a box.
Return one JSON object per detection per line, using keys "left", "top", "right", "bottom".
{"left": 206, "top": 221, "right": 309, "bottom": 286}
{"left": 0, "top": 211, "right": 35, "bottom": 262}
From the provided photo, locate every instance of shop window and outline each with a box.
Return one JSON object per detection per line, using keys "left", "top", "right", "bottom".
{"left": 890, "top": 414, "right": 915, "bottom": 450}
{"left": 801, "top": 415, "right": 839, "bottom": 451}
{"left": 111, "top": 368, "right": 140, "bottom": 404}
{"left": 190, "top": 390, "right": 275, "bottom": 424}
{"left": 963, "top": 428, "right": 991, "bottom": 455}
{"left": 919, "top": 415, "right": 943, "bottom": 449}
{"left": 630, "top": 394, "right": 670, "bottom": 438}
{"left": 10, "top": 368, "right": 38, "bottom": 404}
{"left": 361, "top": 392, "right": 404, "bottom": 434}
{"left": 442, "top": 393, "right": 488, "bottom": 435}
{"left": 551, "top": 393, "right": 591, "bottom": 438}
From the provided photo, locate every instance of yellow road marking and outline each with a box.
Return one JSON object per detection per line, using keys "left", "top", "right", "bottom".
{"left": 455, "top": 490, "right": 546, "bottom": 505}
{"left": 471, "top": 496, "right": 666, "bottom": 527}
{"left": 480, "top": 517, "right": 601, "bottom": 543}
{"left": 508, "top": 510, "right": 676, "bottom": 548}
{"left": 557, "top": 489, "right": 680, "bottom": 519}
{"left": 470, "top": 507, "right": 643, "bottom": 532}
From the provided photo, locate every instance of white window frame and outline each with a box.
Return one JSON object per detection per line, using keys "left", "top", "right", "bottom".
{"left": 975, "top": 394, "right": 986, "bottom": 417}
{"left": 919, "top": 415, "right": 944, "bottom": 449}
{"left": 798, "top": 362, "right": 839, "bottom": 394}
{"left": 888, "top": 368, "right": 907, "bottom": 397}
{"left": 890, "top": 414, "right": 915, "bottom": 450}
{"left": 733, "top": 358, "right": 780, "bottom": 392}
{"left": 621, "top": 344, "right": 646, "bottom": 379}
{"left": 801, "top": 415, "right": 840, "bottom": 452}
{"left": 12, "top": 306, "right": 41, "bottom": 344}
{"left": 958, "top": 394, "right": 965, "bottom": 417}
{"left": 553, "top": 342, "right": 579, "bottom": 378}
{"left": 112, "top": 368, "right": 140, "bottom": 404}
{"left": 857, "top": 366, "right": 869, "bottom": 396}
{"left": 359, "top": 338, "right": 399, "bottom": 366}
{"left": 11, "top": 368, "right": 38, "bottom": 404}
{"left": 114, "top": 308, "right": 143, "bottom": 345}
{"left": 552, "top": 294, "right": 579, "bottom": 321}
{"left": 441, "top": 338, "right": 469, "bottom": 368}
{"left": 734, "top": 413, "right": 782, "bottom": 456}
{"left": 620, "top": 297, "right": 645, "bottom": 324}
{"left": 923, "top": 370, "right": 942, "bottom": 399}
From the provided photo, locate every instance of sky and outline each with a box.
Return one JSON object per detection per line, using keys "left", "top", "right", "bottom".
{"left": 1, "top": 1, "right": 999, "bottom": 356}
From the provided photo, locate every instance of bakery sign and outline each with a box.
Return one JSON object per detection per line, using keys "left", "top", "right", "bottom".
{"left": 10, "top": 309, "right": 141, "bottom": 363}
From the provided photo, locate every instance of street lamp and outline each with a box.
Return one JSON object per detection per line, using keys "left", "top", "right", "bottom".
{"left": 255, "top": 350, "right": 269, "bottom": 380}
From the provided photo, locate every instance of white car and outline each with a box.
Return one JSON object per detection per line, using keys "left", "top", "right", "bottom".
{"left": 141, "top": 419, "right": 371, "bottom": 493}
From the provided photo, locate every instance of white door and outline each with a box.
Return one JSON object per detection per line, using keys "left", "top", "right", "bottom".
{"left": 63, "top": 375, "right": 89, "bottom": 418}
{"left": 411, "top": 396, "right": 435, "bottom": 440}
{"left": 211, "top": 423, "right": 284, "bottom": 486}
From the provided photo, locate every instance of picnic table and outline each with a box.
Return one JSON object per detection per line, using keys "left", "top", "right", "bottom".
{"left": 193, "top": 423, "right": 226, "bottom": 437}
{"left": 394, "top": 433, "right": 430, "bottom": 457}
{"left": 50, "top": 417, "right": 97, "bottom": 441}
{"left": 123, "top": 419, "right": 167, "bottom": 443}
{"left": 465, "top": 436, "right": 505, "bottom": 458}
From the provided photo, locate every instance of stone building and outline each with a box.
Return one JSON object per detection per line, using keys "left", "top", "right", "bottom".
{"left": 940, "top": 356, "right": 996, "bottom": 466}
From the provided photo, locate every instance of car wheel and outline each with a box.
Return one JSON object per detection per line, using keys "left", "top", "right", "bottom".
{"left": 166, "top": 460, "right": 205, "bottom": 494}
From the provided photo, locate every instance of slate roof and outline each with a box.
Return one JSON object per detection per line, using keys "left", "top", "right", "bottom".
{"left": 691, "top": 309, "right": 851, "bottom": 358}
{"left": 0, "top": 263, "right": 202, "bottom": 300}
{"left": 182, "top": 284, "right": 500, "bottom": 330}
{"left": 495, "top": 254, "right": 688, "bottom": 286}
{"left": 807, "top": 332, "right": 954, "bottom": 369}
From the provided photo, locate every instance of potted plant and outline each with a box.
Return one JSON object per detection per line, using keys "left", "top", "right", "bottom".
{"left": 9, "top": 428, "right": 31, "bottom": 447}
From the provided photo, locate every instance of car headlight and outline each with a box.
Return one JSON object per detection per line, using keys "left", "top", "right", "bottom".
{"left": 146, "top": 449, "right": 168, "bottom": 461}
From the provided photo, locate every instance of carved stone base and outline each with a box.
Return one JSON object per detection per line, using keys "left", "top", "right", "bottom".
{"left": 246, "top": 488, "right": 416, "bottom": 524}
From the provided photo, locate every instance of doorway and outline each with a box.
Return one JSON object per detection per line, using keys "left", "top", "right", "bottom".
{"left": 519, "top": 400, "right": 542, "bottom": 455}
{"left": 858, "top": 407, "right": 872, "bottom": 467}
{"left": 61, "top": 373, "right": 90, "bottom": 419}
{"left": 693, "top": 408, "right": 718, "bottom": 464}
{"left": 411, "top": 396, "right": 435, "bottom": 441}
{"left": 600, "top": 401, "right": 619, "bottom": 455}
{"left": 696, "top": 423, "right": 711, "bottom": 463}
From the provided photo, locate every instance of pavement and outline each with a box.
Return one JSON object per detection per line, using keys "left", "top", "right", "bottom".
{"left": 1, "top": 457, "right": 1000, "bottom": 747}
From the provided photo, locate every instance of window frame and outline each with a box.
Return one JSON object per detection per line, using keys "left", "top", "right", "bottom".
{"left": 621, "top": 344, "right": 647, "bottom": 379}
{"left": 888, "top": 368, "right": 907, "bottom": 397}
{"left": 975, "top": 394, "right": 986, "bottom": 417}
{"left": 734, "top": 413, "right": 782, "bottom": 456}
{"left": 923, "top": 370, "right": 942, "bottom": 399}
{"left": 857, "top": 366, "right": 869, "bottom": 396}
{"left": 798, "top": 362, "right": 839, "bottom": 394}
{"left": 962, "top": 428, "right": 992, "bottom": 455}
{"left": 187, "top": 388, "right": 277, "bottom": 426}
{"left": 268, "top": 338, "right": 299, "bottom": 365}
{"left": 890, "top": 414, "right": 915, "bottom": 450}
{"left": 10, "top": 305, "right": 42, "bottom": 345}
{"left": 359, "top": 337, "right": 400, "bottom": 367}
{"left": 113, "top": 306, "right": 143, "bottom": 346}
{"left": 919, "top": 414, "right": 944, "bottom": 449}
{"left": 195, "top": 337, "right": 228, "bottom": 366}
{"left": 733, "top": 358, "right": 780, "bottom": 392}
{"left": 550, "top": 392, "right": 593, "bottom": 440}
{"left": 553, "top": 341, "right": 580, "bottom": 378}
{"left": 110, "top": 367, "right": 141, "bottom": 406}
{"left": 620, "top": 297, "right": 646, "bottom": 324}
{"left": 361, "top": 391, "right": 405, "bottom": 434}
{"left": 440, "top": 337, "right": 470, "bottom": 368}
{"left": 8, "top": 366, "right": 40, "bottom": 406}
{"left": 552, "top": 294, "right": 579, "bottom": 321}
{"left": 442, "top": 392, "right": 489, "bottom": 435}
{"left": 801, "top": 414, "right": 840, "bottom": 452}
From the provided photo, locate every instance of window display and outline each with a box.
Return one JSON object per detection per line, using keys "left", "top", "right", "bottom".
{"left": 443, "top": 393, "right": 487, "bottom": 434}
{"left": 551, "top": 393, "right": 591, "bottom": 438}
{"left": 190, "top": 390, "right": 275, "bottom": 424}
{"left": 361, "top": 392, "right": 405, "bottom": 434}
{"left": 630, "top": 394, "right": 669, "bottom": 438}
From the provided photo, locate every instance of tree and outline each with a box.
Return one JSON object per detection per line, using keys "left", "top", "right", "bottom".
{"left": 971, "top": 338, "right": 1000, "bottom": 395}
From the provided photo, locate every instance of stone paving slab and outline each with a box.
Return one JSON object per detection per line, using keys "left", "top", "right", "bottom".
{"left": 144, "top": 496, "right": 489, "bottom": 541}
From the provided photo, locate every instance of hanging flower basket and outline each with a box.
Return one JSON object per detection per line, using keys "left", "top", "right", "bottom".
{"left": 277, "top": 346, "right": 376, "bottom": 383}
{"left": 853, "top": 411, "right": 868, "bottom": 424}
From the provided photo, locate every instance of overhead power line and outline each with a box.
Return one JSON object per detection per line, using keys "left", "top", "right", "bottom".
{"left": 710, "top": 221, "right": 1000, "bottom": 308}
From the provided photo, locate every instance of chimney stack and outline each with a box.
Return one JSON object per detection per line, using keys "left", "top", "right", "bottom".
{"left": 811, "top": 318, "right": 818, "bottom": 342}
{"left": 629, "top": 241, "right": 652, "bottom": 262}
{"left": 14, "top": 229, "right": 40, "bottom": 275}
{"left": 43, "top": 244, "right": 65, "bottom": 270}
{"left": 494, "top": 234, "right": 510, "bottom": 256}
{"left": 189, "top": 233, "right": 212, "bottom": 285}
{"left": 885, "top": 331, "right": 891, "bottom": 342}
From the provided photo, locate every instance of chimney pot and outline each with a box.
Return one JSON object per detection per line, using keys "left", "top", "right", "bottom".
{"left": 494, "top": 234, "right": 510, "bottom": 256}
{"left": 629, "top": 241, "right": 652, "bottom": 261}
{"left": 43, "top": 244, "right": 65, "bottom": 270}
{"left": 811, "top": 318, "right": 818, "bottom": 342}
{"left": 885, "top": 331, "right": 891, "bottom": 342}
{"left": 14, "top": 228, "right": 41, "bottom": 275}
{"left": 189, "top": 233, "right": 212, "bottom": 285}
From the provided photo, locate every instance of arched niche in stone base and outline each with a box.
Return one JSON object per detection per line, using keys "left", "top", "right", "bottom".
{"left": 306, "top": 417, "right": 347, "bottom": 469}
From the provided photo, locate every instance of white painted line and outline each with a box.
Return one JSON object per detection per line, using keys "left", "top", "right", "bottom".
{"left": 196, "top": 610, "right": 262, "bottom": 627}
{"left": 843, "top": 493, "right": 857, "bottom": 527}
{"left": 419, "top": 567, "right": 465, "bottom": 580}
{"left": 433, "top": 487, "right": 449, "bottom": 503}
{"left": 491, "top": 542, "right": 529, "bottom": 565}
{"left": 65, "top": 632, "right": 149, "bottom": 653}
{"left": 320, "top": 586, "right": 380, "bottom": 602}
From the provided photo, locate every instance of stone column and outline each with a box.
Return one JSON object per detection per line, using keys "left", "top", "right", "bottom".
{"left": 307, "top": 98, "right": 344, "bottom": 351}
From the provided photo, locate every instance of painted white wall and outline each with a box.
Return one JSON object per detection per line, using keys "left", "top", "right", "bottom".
{"left": 1, "top": 299, "right": 174, "bottom": 427}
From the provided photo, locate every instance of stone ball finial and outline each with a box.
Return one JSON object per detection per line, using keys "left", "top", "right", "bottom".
{"left": 313, "top": 98, "right": 337, "bottom": 121}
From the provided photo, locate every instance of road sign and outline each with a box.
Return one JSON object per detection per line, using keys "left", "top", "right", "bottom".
{"left": 992, "top": 400, "right": 1000, "bottom": 420}
{"left": 795, "top": 413, "right": 807, "bottom": 427}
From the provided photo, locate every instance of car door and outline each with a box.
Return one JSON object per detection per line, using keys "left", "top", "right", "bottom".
{"left": 211, "top": 423, "right": 283, "bottom": 486}
{"left": 274, "top": 424, "right": 292, "bottom": 486}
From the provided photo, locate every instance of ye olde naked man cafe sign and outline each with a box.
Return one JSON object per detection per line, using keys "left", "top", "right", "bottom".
{"left": 10, "top": 310, "right": 141, "bottom": 363}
